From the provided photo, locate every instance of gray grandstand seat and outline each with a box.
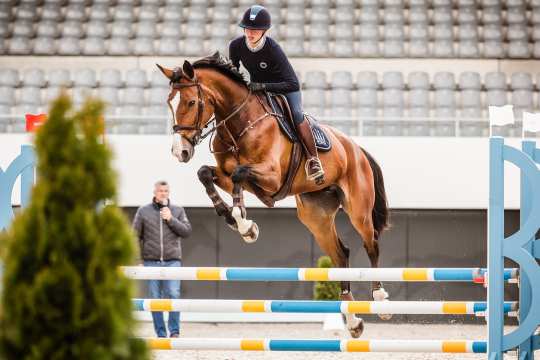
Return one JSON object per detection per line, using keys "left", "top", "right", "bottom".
{"left": 484, "top": 41, "right": 505, "bottom": 58}
{"left": 86, "top": 20, "right": 109, "bottom": 39}
{"left": 483, "top": 24, "right": 502, "bottom": 41}
{"left": 308, "top": 39, "right": 329, "bottom": 57}
{"left": 98, "top": 87, "right": 120, "bottom": 107}
{"left": 162, "top": 4, "right": 183, "bottom": 22}
{"left": 100, "top": 69, "right": 122, "bottom": 88}
{"left": 89, "top": 3, "right": 110, "bottom": 21}
{"left": 382, "top": 71, "right": 404, "bottom": 89}
{"left": 335, "top": 23, "right": 353, "bottom": 40}
{"left": 532, "top": 7, "right": 540, "bottom": 24}
{"left": 207, "top": 36, "right": 228, "bottom": 55}
{"left": 304, "top": 89, "right": 326, "bottom": 116}
{"left": 409, "top": 6, "right": 428, "bottom": 23}
{"left": 508, "top": 41, "right": 531, "bottom": 58}
{"left": 384, "top": 6, "right": 404, "bottom": 24}
{"left": 15, "top": 3, "right": 37, "bottom": 21}
{"left": 108, "top": 37, "right": 131, "bottom": 55}
{"left": 149, "top": 87, "right": 169, "bottom": 105}
{"left": 311, "top": 6, "right": 330, "bottom": 24}
{"left": 185, "top": 22, "right": 206, "bottom": 38}
{"left": 114, "top": 4, "right": 135, "bottom": 22}
{"left": 212, "top": 5, "right": 231, "bottom": 23}
{"left": 331, "top": 71, "right": 353, "bottom": 89}
{"left": 188, "top": 5, "right": 208, "bottom": 23}
{"left": 0, "top": 87, "right": 16, "bottom": 105}
{"left": 83, "top": 37, "right": 106, "bottom": 55}
{"left": 359, "top": 6, "right": 379, "bottom": 23}
{"left": 36, "top": 21, "right": 59, "bottom": 38}
{"left": 65, "top": 3, "right": 86, "bottom": 21}
{"left": 383, "top": 25, "right": 404, "bottom": 57}
{"left": 22, "top": 69, "right": 45, "bottom": 88}
{"left": 511, "top": 72, "right": 534, "bottom": 117}
{"left": 45, "top": 87, "right": 64, "bottom": 103}
{"left": 41, "top": 3, "right": 62, "bottom": 21}
{"left": 57, "top": 37, "right": 81, "bottom": 55}
{"left": 161, "top": 21, "right": 182, "bottom": 38}
{"left": 111, "top": 21, "right": 133, "bottom": 38}
{"left": 482, "top": 6, "right": 502, "bottom": 23}
{"left": 12, "top": 20, "right": 34, "bottom": 38}
{"left": 0, "top": 21, "right": 8, "bottom": 38}
{"left": 286, "top": 5, "right": 305, "bottom": 24}
{"left": 182, "top": 38, "right": 205, "bottom": 56}
{"left": 123, "top": 87, "right": 145, "bottom": 106}
{"left": 433, "top": 6, "right": 452, "bottom": 23}
{"left": 139, "top": 4, "right": 159, "bottom": 21}
{"left": 457, "top": 6, "right": 477, "bottom": 24}
{"left": 8, "top": 36, "right": 32, "bottom": 55}
{"left": 0, "top": 69, "right": 19, "bottom": 87}
{"left": 408, "top": 72, "right": 429, "bottom": 89}
{"left": 74, "top": 69, "right": 97, "bottom": 88}
{"left": 33, "top": 36, "right": 56, "bottom": 55}
{"left": 459, "top": 41, "right": 479, "bottom": 58}
{"left": 357, "top": 23, "right": 379, "bottom": 41}
{"left": 62, "top": 21, "right": 85, "bottom": 38}
{"left": 334, "top": 39, "right": 354, "bottom": 57}
{"left": 534, "top": 42, "right": 540, "bottom": 58}
{"left": 18, "top": 87, "right": 42, "bottom": 106}
{"left": 133, "top": 38, "right": 155, "bottom": 56}
{"left": 72, "top": 87, "right": 94, "bottom": 105}
{"left": 433, "top": 25, "right": 454, "bottom": 57}
{"left": 283, "top": 38, "right": 304, "bottom": 57}
{"left": 304, "top": 71, "right": 326, "bottom": 89}
{"left": 125, "top": 69, "right": 147, "bottom": 88}
{"left": 48, "top": 69, "right": 71, "bottom": 87}
{"left": 157, "top": 37, "right": 180, "bottom": 56}
{"left": 356, "top": 40, "right": 380, "bottom": 57}
{"left": 151, "top": 70, "right": 168, "bottom": 88}
{"left": 506, "top": 6, "right": 526, "bottom": 24}
{"left": 136, "top": 21, "right": 157, "bottom": 39}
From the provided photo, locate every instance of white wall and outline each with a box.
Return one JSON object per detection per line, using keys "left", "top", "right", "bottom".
{"left": 1, "top": 134, "right": 525, "bottom": 210}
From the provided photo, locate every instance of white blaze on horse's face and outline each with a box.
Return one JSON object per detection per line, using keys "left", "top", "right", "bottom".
{"left": 172, "top": 133, "right": 195, "bottom": 163}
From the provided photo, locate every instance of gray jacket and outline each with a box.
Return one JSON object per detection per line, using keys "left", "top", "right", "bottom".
{"left": 133, "top": 200, "right": 192, "bottom": 261}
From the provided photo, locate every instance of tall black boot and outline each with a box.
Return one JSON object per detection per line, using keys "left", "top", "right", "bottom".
{"left": 296, "top": 119, "right": 325, "bottom": 184}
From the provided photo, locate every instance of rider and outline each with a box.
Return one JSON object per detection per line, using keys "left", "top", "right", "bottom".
{"left": 229, "top": 5, "right": 324, "bottom": 184}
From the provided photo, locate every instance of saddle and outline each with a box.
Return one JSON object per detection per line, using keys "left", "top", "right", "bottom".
{"left": 265, "top": 93, "right": 332, "bottom": 152}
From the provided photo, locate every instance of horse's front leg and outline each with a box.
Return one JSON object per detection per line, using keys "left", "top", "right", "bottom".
{"left": 230, "top": 165, "right": 260, "bottom": 243}
{"left": 197, "top": 165, "right": 237, "bottom": 230}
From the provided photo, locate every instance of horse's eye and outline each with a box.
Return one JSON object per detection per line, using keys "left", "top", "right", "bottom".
{"left": 188, "top": 100, "right": 196, "bottom": 107}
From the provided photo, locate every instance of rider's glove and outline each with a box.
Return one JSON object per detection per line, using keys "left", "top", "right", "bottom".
{"left": 248, "top": 82, "right": 266, "bottom": 92}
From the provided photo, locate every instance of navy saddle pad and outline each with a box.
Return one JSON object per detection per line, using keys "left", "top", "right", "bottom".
{"left": 267, "top": 93, "right": 332, "bottom": 152}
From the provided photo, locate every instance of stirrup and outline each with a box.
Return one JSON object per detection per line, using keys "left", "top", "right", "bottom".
{"left": 305, "top": 157, "right": 324, "bottom": 182}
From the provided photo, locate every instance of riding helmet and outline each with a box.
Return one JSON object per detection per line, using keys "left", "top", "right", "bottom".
{"left": 238, "top": 5, "right": 271, "bottom": 30}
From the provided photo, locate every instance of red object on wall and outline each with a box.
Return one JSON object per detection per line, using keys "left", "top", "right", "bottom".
{"left": 25, "top": 113, "right": 47, "bottom": 132}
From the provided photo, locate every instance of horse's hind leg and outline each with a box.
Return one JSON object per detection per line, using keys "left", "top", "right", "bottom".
{"left": 295, "top": 189, "right": 364, "bottom": 338}
{"left": 230, "top": 165, "right": 259, "bottom": 243}
{"left": 341, "top": 188, "right": 392, "bottom": 320}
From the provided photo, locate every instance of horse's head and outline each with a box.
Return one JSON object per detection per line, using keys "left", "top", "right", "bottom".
{"left": 157, "top": 60, "right": 215, "bottom": 163}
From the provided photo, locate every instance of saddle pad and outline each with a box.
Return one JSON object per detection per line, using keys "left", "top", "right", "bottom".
{"left": 268, "top": 94, "right": 332, "bottom": 152}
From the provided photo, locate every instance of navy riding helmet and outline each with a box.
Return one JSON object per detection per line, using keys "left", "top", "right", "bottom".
{"left": 238, "top": 5, "right": 271, "bottom": 30}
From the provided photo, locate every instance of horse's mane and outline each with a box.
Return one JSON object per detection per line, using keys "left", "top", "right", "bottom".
{"left": 192, "top": 52, "right": 247, "bottom": 86}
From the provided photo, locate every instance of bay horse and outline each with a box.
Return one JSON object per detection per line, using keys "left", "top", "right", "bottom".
{"left": 157, "top": 53, "right": 390, "bottom": 338}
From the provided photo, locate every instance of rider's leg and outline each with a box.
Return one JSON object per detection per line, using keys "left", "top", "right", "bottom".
{"left": 285, "top": 91, "right": 325, "bottom": 184}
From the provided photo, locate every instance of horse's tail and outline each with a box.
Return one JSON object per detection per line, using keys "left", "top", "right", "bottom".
{"left": 361, "top": 148, "right": 390, "bottom": 240}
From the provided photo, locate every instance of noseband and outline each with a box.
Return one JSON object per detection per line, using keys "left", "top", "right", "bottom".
{"left": 167, "top": 70, "right": 253, "bottom": 151}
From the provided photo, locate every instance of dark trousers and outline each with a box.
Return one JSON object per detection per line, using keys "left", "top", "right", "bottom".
{"left": 284, "top": 90, "right": 305, "bottom": 125}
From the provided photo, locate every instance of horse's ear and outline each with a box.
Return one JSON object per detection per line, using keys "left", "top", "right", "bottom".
{"left": 183, "top": 60, "right": 195, "bottom": 80}
{"left": 156, "top": 64, "right": 174, "bottom": 80}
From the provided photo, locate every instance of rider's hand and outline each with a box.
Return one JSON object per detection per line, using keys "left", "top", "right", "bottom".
{"left": 248, "top": 82, "right": 266, "bottom": 92}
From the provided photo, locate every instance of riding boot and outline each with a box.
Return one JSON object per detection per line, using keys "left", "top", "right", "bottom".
{"left": 295, "top": 119, "right": 325, "bottom": 184}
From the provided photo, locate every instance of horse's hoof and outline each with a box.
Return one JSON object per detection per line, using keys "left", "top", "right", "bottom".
{"left": 347, "top": 316, "right": 364, "bottom": 338}
{"left": 242, "top": 222, "right": 259, "bottom": 244}
{"left": 373, "top": 287, "right": 392, "bottom": 320}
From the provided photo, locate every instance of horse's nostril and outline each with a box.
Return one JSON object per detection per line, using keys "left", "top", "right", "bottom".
{"left": 181, "top": 150, "right": 190, "bottom": 159}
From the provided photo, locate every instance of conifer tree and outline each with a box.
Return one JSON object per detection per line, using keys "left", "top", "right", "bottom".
{"left": 313, "top": 255, "right": 340, "bottom": 300}
{"left": 0, "top": 95, "right": 149, "bottom": 360}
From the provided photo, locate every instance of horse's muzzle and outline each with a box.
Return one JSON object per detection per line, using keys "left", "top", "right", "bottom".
{"left": 171, "top": 133, "right": 195, "bottom": 163}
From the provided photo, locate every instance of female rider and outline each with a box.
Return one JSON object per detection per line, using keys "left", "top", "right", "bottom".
{"left": 229, "top": 5, "right": 324, "bottom": 184}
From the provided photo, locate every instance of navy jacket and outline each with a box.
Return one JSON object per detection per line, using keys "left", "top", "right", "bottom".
{"left": 229, "top": 36, "right": 300, "bottom": 93}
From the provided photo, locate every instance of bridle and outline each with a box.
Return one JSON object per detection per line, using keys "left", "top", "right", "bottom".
{"left": 167, "top": 68, "right": 277, "bottom": 158}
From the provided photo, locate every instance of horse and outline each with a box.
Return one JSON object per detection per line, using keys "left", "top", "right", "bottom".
{"left": 157, "top": 53, "right": 390, "bottom": 338}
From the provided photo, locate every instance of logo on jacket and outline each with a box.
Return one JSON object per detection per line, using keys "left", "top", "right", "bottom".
{"left": 259, "top": 62, "right": 268, "bottom": 69}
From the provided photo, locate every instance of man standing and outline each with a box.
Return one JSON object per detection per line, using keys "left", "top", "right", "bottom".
{"left": 133, "top": 180, "right": 192, "bottom": 338}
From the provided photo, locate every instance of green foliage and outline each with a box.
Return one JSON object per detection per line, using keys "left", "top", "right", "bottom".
{"left": 0, "top": 95, "right": 148, "bottom": 360}
{"left": 313, "top": 256, "right": 341, "bottom": 301}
